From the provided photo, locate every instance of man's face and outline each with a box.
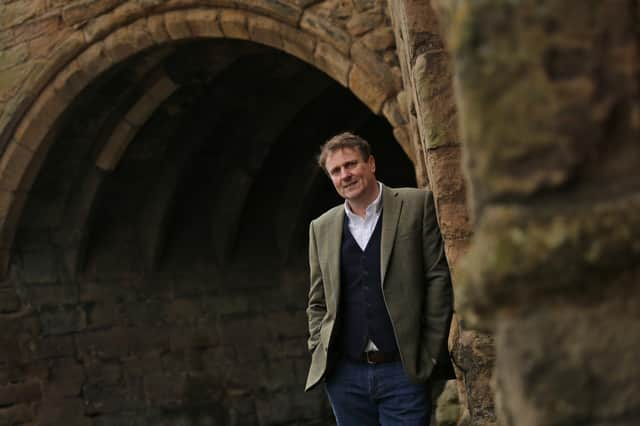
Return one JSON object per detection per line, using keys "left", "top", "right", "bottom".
{"left": 325, "top": 147, "right": 377, "bottom": 205}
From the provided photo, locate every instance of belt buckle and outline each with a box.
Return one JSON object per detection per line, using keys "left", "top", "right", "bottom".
{"left": 365, "top": 351, "right": 376, "bottom": 364}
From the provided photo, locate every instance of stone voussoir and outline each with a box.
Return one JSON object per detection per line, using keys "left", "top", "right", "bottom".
{"left": 313, "top": 41, "right": 351, "bottom": 87}
{"left": 348, "top": 64, "right": 392, "bottom": 114}
{"left": 103, "top": 18, "right": 154, "bottom": 64}
{"left": 248, "top": 14, "right": 284, "bottom": 50}
{"left": 382, "top": 97, "right": 408, "bottom": 128}
{"left": 300, "top": 8, "right": 351, "bottom": 55}
{"left": 184, "top": 9, "right": 223, "bottom": 39}
{"left": 75, "top": 39, "right": 114, "bottom": 84}
{"left": 82, "top": 1, "right": 149, "bottom": 43}
{"left": 219, "top": 9, "right": 250, "bottom": 40}
{"left": 0, "top": 141, "right": 33, "bottom": 193}
{"left": 164, "top": 10, "right": 193, "bottom": 41}
{"left": 13, "top": 84, "right": 66, "bottom": 154}
{"left": 235, "top": 0, "right": 303, "bottom": 27}
{"left": 146, "top": 14, "right": 172, "bottom": 45}
{"left": 280, "top": 25, "right": 316, "bottom": 65}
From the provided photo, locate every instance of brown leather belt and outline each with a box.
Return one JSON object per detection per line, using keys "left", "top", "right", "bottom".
{"left": 356, "top": 351, "right": 400, "bottom": 364}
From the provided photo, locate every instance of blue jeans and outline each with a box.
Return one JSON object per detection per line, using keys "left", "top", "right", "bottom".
{"left": 325, "top": 358, "right": 431, "bottom": 426}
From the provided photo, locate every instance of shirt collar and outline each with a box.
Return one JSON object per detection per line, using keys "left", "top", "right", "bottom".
{"left": 344, "top": 181, "right": 383, "bottom": 220}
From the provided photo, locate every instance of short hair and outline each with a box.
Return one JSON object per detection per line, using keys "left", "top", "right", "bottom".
{"left": 318, "top": 132, "right": 371, "bottom": 172}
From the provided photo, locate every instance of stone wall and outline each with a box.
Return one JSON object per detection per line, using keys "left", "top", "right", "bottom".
{"left": 0, "top": 8, "right": 417, "bottom": 422}
{"left": 388, "top": 1, "right": 495, "bottom": 424}
{"left": 433, "top": 0, "right": 640, "bottom": 425}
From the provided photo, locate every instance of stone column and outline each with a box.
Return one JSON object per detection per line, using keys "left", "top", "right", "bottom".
{"left": 438, "top": 0, "right": 640, "bottom": 425}
{"left": 388, "top": 1, "right": 496, "bottom": 425}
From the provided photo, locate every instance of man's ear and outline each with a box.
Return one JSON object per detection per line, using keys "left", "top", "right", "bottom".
{"left": 368, "top": 155, "right": 376, "bottom": 173}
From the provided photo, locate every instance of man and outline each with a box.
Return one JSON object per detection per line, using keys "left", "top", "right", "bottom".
{"left": 305, "top": 132, "right": 454, "bottom": 425}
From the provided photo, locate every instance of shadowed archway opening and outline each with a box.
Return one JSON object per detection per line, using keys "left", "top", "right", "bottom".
{"left": 11, "top": 39, "right": 414, "bottom": 425}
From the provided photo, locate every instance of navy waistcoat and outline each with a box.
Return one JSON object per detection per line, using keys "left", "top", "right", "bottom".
{"left": 338, "top": 212, "right": 399, "bottom": 358}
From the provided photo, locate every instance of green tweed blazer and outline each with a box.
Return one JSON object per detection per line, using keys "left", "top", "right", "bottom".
{"left": 305, "top": 185, "right": 454, "bottom": 391}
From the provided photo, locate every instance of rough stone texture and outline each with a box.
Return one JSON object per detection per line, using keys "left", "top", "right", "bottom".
{"left": 9, "top": 0, "right": 637, "bottom": 425}
{"left": 438, "top": 0, "right": 639, "bottom": 426}
{"left": 389, "top": 1, "right": 490, "bottom": 425}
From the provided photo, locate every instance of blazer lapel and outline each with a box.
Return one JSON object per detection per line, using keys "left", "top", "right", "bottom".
{"left": 325, "top": 207, "right": 344, "bottom": 310}
{"left": 381, "top": 185, "right": 402, "bottom": 285}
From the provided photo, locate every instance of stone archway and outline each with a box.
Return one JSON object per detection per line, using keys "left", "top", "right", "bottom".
{"left": 0, "top": 3, "right": 426, "bottom": 425}
{"left": 0, "top": 1, "right": 415, "bottom": 276}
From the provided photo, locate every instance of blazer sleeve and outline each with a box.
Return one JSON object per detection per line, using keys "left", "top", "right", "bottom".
{"left": 306, "top": 221, "right": 326, "bottom": 353}
{"left": 422, "top": 190, "right": 454, "bottom": 363}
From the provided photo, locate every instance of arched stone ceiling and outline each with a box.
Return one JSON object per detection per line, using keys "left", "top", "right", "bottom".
{"left": 0, "top": 1, "right": 413, "bottom": 276}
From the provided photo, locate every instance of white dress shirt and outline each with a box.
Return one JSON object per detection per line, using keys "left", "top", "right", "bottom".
{"left": 344, "top": 182, "right": 383, "bottom": 250}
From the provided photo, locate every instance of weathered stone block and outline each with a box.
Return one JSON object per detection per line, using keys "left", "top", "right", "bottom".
{"left": 413, "top": 51, "right": 457, "bottom": 149}
{"left": 443, "top": 237, "right": 470, "bottom": 272}
{"left": 184, "top": 9, "right": 223, "bottom": 39}
{"left": 13, "top": 86, "right": 64, "bottom": 155}
{"left": 236, "top": 0, "right": 303, "bottom": 27}
{"left": 165, "top": 11, "right": 193, "bottom": 40}
{"left": 146, "top": 14, "right": 172, "bottom": 45}
{"left": 0, "top": 43, "right": 29, "bottom": 72}
{"left": 85, "top": 360, "right": 122, "bottom": 386}
{"left": 349, "top": 64, "right": 390, "bottom": 113}
{"left": 248, "top": 15, "right": 283, "bottom": 50}
{"left": 76, "top": 41, "right": 114, "bottom": 85}
{"left": 347, "top": 10, "right": 383, "bottom": 36}
{"left": 39, "top": 304, "right": 86, "bottom": 336}
{"left": 125, "top": 94, "right": 161, "bottom": 128}
{"left": 0, "top": 0, "right": 43, "bottom": 29}
{"left": 147, "top": 72, "right": 179, "bottom": 103}
{"left": 96, "top": 120, "right": 137, "bottom": 171}
{"left": 220, "top": 10, "right": 250, "bottom": 40}
{"left": 30, "top": 335, "right": 75, "bottom": 360}
{"left": 0, "top": 62, "right": 30, "bottom": 103}
{"left": 61, "top": 0, "right": 119, "bottom": 25}
{"left": 382, "top": 97, "right": 408, "bottom": 128}
{"left": 0, "top": 403, "right": 33, "bottom": 425}
{"left": 84, "top": 301, "right": 117, "bottom": 329}
{"left": 351, "top": 41, "right": 401, "bottom": 92}
{"left": 281, "top": 26, "right": 316, "bottom": 64}
{"left": 437, "top": 199, "right": 472, "bottom": 240}
{"left": 144, "top": 372, "right": 186, "bottom": 403}
{"left": 82, "top": 1, "right": 147, "bottom": 43}
{"left": 301, "top": 8, "right": 351, "bottom": 55}
{"left": 0, "top": 381, "right": 42, "bottom": 405}
{"left": 427, "top": 146, "right": 466, "bottom": 199}
{"left": 313, "top": 42, "right": 350, "bottom": 87}
{"left": 44, "top": 358, "right": 86, "bottom": 398}
{"left": 52, "top": 59, "right": 90, "bottom": 106}
{"left": 361, "top": 27, "right": 395, "bottom": 51}
{"left": 104, "top": 19, "right": 154, "bottom": 63}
